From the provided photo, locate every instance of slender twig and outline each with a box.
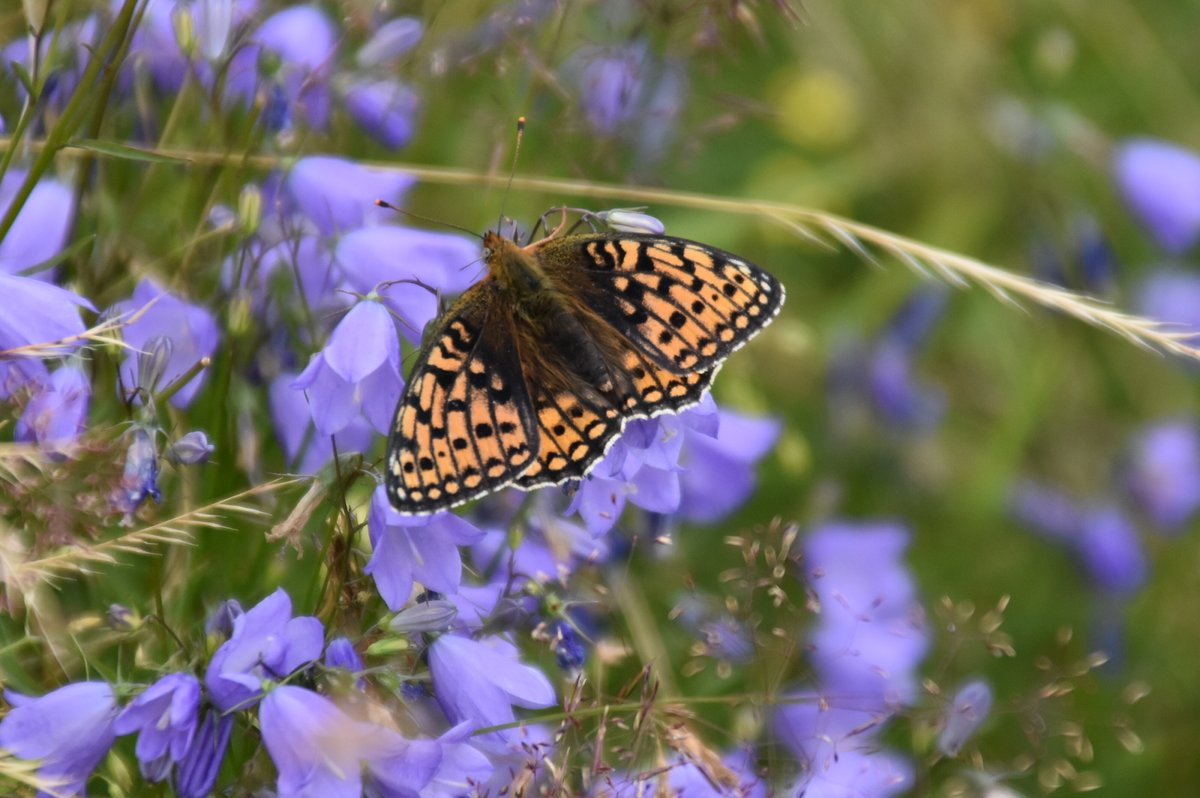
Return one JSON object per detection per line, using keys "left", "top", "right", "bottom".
{"left": 5, "top": 141, "right": 1196, "bottom": 362}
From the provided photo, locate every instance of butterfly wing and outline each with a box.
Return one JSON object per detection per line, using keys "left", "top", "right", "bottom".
{"left": 512, "top": 333, "right": 716, "bottom": 490}
{"left": 537, "top": 233, "right": 785, "bottom": 374}
{"left": 386, "top": 288, "right": 539, "bottom": 514}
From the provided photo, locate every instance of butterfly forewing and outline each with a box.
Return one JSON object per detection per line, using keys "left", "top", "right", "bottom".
{"left": 386, "top": 293, "right": 539, "bottom": 514}
{"left": 542, "top": 234, "right": 785, "bottom": 374}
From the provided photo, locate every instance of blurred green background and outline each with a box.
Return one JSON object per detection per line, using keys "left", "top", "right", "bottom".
{"left": 4, "top": 0, "right": 1200, "bottom": 794}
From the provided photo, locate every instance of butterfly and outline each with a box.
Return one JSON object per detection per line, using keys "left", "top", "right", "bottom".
{"left": 385, "top": 215, "right": 785, "bottom": 515}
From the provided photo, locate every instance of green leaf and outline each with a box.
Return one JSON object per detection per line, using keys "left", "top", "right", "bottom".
{"left": 69, "top": 139, "right": 192, "bottom": 165}
{"left": 8, "top": 61, "right": 35, "bottom": 99}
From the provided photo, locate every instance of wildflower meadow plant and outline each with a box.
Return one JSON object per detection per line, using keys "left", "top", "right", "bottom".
{"left": 2, "top": 2, "right": 1197, "bottom": 796}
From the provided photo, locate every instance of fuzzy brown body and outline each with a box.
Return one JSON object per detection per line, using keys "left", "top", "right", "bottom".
{"left": 386, "top": 230, "right": 785, "bottom": 515}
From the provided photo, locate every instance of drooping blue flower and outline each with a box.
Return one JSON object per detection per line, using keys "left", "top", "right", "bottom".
{"left": 292, "top": 299, "right": 404, "bottom": 437}
{"left": 677, "top": 406, "right": 780, "bottom": 523}
{"left": 804, "top": 522, "right": 928, "bottom": 708}
{"left": 568, "top": 400, "right": 741, "bottom": 535}
{"left": 1125, "top": 419, "right": 1200, "bottom": 531}
{"left": 205, "top": 598, "right": 244, "bottom": 637}
{"left": 324, "top": 636, "right": 364, "bottom": 674}
{"left": 1010, "top": 482, "right": 1148, "bottom": 595}
{"left": 1114, "top": 138, "right": 1200, "bottom": 254}
{"left": 225, "top": 5, "right": 338, "bottom": 129}
{"left": 173, "top": 708, "right": 233, "bottom": 798}
{"left": 0, "top": 681, "right": 118, "bottom": 798}
{"left": 365, "top": 485, "right": 485, "bottom": 610}
{"left": 572, "top": 44, "right": 647, "bottom": 136}
{"left": 427, "top": 634, "right": 556, "bottom": 742}
{"left": 113, "top": 673, "right": 201, "bottom": 782}
{"left": 204, "top": 588, "right": 324, "bottom": 711}
{"left": 334, "top": 225, "right": 479, "bottom": 344}
{"left": 777, "top": 523, "right": 926, "bottom": 792}
{"left": 343, "top": 78, "right": 421, "bottom": 149}
{"left": 0, "top": 273, "right": 95, "bottom": 396}
{"left": 260, "top": 685, "right": 443, "bottom": 798}
{"left": 1074, "top": 506, "right": 1147, "bottom": 596}
{"left": 113, "top": 278, "right": 219, "bottom": 408}
{"left": 112, "top": 426, "right": 162, "bottom": 519}
{"left": 269, "top": 371, "right": 376, "bottom": 474}
{"left": 166, "top": 430, "right": 215, "bottom": 465}
{"left": 287, "top": 156, "right": 416, "bottom": 237}
{"left": 550, "top": 621, "right": 587, "bottom": 672}
{"left": 261, "top": 685, "right": 389, "bottom": 797}
{"left": 0, "top": 170, "right": 76, "bottom": 277}
{"left": 14, "top": 363, "right": 90, "bottom": 457}
{"left": 1137, "top": 270, "right": 1200, "bottom": 345}
{"left": 937, "top": 679, "right": 993, "bottom": 756}
{"left": 355, "top": 17, "right": 423, "bottom": 68}
{"left": 419, "top": 723, "right": 495, "bottom": 798}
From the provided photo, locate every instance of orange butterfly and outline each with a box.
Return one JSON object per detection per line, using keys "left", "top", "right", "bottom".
{"left": 386, "top": 215, "right": 784, "bottom": 514}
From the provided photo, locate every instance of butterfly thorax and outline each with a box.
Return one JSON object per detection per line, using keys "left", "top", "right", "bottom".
{"left": 484, "top": 232, "right": 619, "bottom": 393}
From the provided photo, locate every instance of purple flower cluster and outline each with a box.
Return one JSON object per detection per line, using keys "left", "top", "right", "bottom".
{"left": 777, "top": 522, "right": 933, "bottom": 794}
{"left": 0, "top": 587, "right": 559, "bottom": 797}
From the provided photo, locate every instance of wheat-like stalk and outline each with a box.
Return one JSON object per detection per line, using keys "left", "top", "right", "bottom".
{"left": 8, "top": 139, "right": 1196, "bottom": 362}
{"left": 0, "top": 298, "right": 160, "bottom": 360}
{"left": 8, "top": 477, "right": 303, "bottom": 588}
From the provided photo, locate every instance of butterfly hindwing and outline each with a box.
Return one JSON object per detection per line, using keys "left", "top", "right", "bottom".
{"left": 386, "top": 291, "right": 539, "bottom": 514}
{"left": 511, "top": 313, "right": 717, "bottom": 491}
{"left": 540, "top": 233, "right": 785, "bottom": 375}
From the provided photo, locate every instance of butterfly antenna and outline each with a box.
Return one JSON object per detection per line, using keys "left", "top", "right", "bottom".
{"left": 374, "top": 199, "right": 481, "bottom": 240}
{"left": 495, "top": 116, "right": 525, "bottom": 236}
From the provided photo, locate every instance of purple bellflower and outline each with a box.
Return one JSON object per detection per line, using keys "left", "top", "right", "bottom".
{"left": 166, "top": 430, "right": 215, "bottom": 465}
{"left": 343, "top": 78, "right": 421, "bottom": 149}
{"left": 0, "top": 273, "right": 95, "bottom": 396}
{"left": 1138, "top": 270, "right": 1200, "bottom": 346}
{"left": 573, "top": 44, "right": 647, "bottom": 136}
{"left": 355, "top": 17, "right": 423, "bottom": 69}
{"left": 269, "top": 371, "right": 376, "bottom": 474}
{"left": 937, "top": 679, "right": 993, "bottom": 757}
{"left": 292, "top": 298, "right": 404, "bottom": 437}
{"left": 225, "top": 5, "right": 338, "bottom": 130}
{"left": 567, "top": 396, "right": 770, "bottom": 535}
{"left": 113, "top": 278, "right": 219, "bottom": 408}
{"left": 1011, "top": 482, "right": 1148, "bottom": 596}
{"left": 365, "top": 485, "right": 486, "bottom": 610}
{"left": 1125, "top": 419, "right": 1200, "bottom": 531}
{"left": 260, "top": 685, "right": 444, "bottom": 798}
{"left": 173, "top": 708, "right": 233, "bottom": 798}
{"left": 804, "top": 522, "right": 929, "bottom": 708}
{"left": 204, "top": 588, "right": 324, "bottom": 711}
{"left": 113, "top": 673, "right": 201, "bottom": 782}
{"left": 427, "top": 634, "right": 556, "bottom": 744}
{"left": 0, "top": 170, "right": 76, "bottom": 277}
{"left": 774, "top": 521, "right": 927, "bottom": 796}
{"left": 1114, "top": 138, "right": 1200, "bottom": 254}
{"left": 677, "top": 406, "right": 781, "bottom": 523}
{"left": 334, "top": 225, "right": 480, "bottom": 344}
{"left": 286, "top": 155, "right": 416, "bottom": 237}
{"left": 112, "top": 426, "right": 161, "bottom": 519}
{"left": 0, "top": 681, "right": 118, "bottom": 798}
{"left": 14, "top": 363, "right": 90, "bottom": 457}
